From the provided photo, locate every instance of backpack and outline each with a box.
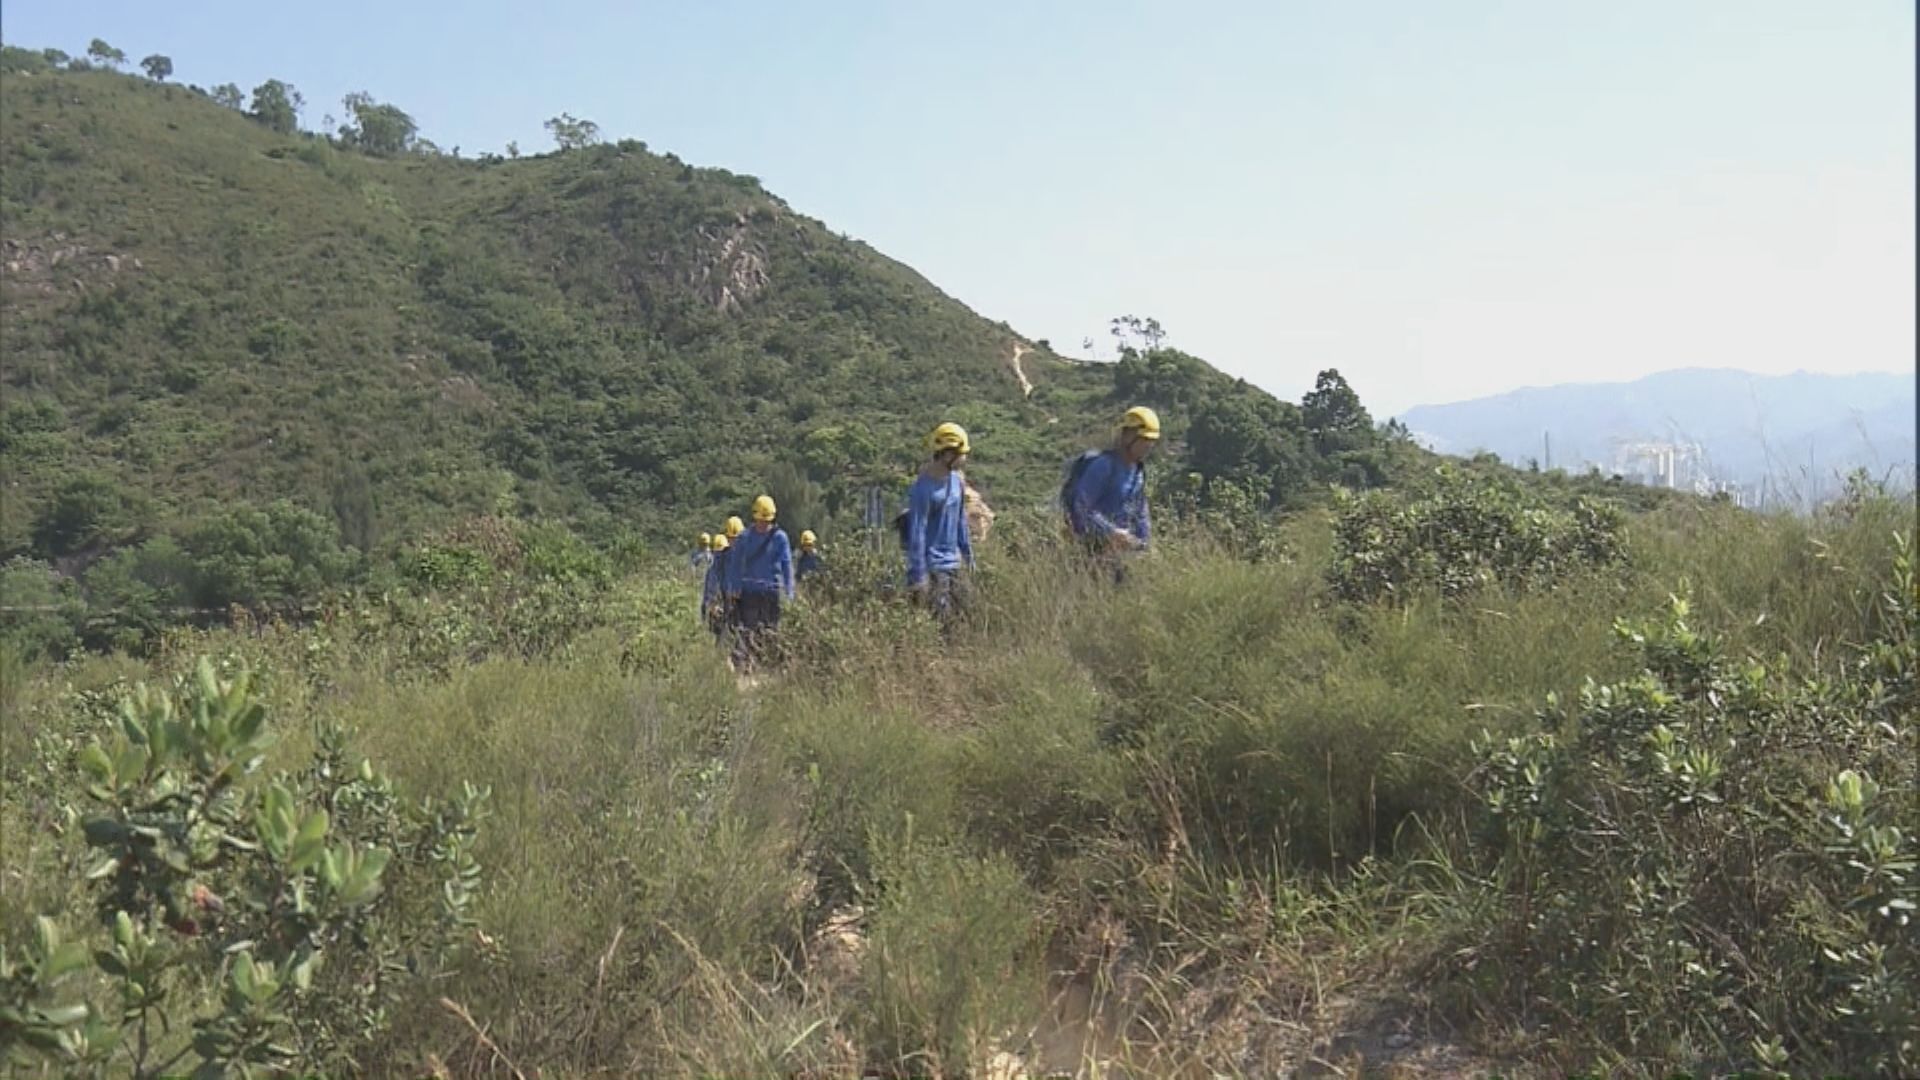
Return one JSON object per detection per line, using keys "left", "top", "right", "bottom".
{"left": 1058, "top": 450, "right": 1105, "bottom": 522}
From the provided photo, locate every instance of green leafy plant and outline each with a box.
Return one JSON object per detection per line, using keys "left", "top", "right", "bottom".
{"left": 1461, "top": 532, "right": 1917, "bottom": 1076}
{"left": 1, "top": 658, "right": 490, "bottom": 1076}
{"left": 1330, "top": 466, "right": 1626, "bottom": 603}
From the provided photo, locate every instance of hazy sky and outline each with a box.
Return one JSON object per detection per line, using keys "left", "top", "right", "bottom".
{"left": 7, "top": 1, "right": 1913, "bottom": 414}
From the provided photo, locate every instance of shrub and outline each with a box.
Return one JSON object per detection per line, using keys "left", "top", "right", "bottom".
{"left": 1461, "top": 533, "right": 1917, "bottom": 1076}
{"left": 1330, "top": 467, "right": 1626, "bottom": 604}
{"left": 0, "top": 557, "right": 83, "bottom": 661}
{"left": 0, "top": 658, "right": 489, "bottom": 1075}
{"left": 183, "top": 501, "right": 361, "bottom": 613}
{"left": 858, "top": 837, "right": 1043, "bottom": 1073}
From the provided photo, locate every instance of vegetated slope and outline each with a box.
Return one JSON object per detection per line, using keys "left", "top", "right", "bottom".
{"left": 1, "top": 61, "right": 1154, "bottom": 553}
{"left": 1398, "top": 368, "right": 1917, "bottom": 501}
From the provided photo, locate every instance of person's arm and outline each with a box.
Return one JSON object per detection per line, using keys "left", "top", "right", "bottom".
{"left": 777, "top": 532, "right": 794, "bottom": 600}
{"left": 956, "top": 476, "right": 975, "bottom": 570}
{"left": 1132, "top": 469, "right": 1151, "bottom": 547}
{"left": 724, "top": 543, "right": 741, "bottom": 598}
{"left": 905, "top": 477, "right": 931, "bottom": 586}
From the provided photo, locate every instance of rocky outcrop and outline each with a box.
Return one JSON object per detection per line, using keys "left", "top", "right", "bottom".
{"left": 687, "top": 213, "right": 770, "bottom": 313}
{"left": 1, "top": 233, "right": 142, "bottom": 296}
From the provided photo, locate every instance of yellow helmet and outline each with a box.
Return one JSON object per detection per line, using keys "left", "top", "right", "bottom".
{"left": 752, "top": 494, "right": 777, "bottom": 523}
{"left": 711, "top": 534, "right": 729, "bottom": 552}
{"left": 1120, "top": 405, "right": 1162, "bottom": 440}
{"left": 928, "top": 421, "right": 970, "bottom": 456}
{"left": 725, "top": 516, "right": 745, "bottom": 538}
{"left": 698, "top": 532, "right": 711, "bottom": 547}
{"left": 800, "top": 529, "right": 817, "bottom": 549}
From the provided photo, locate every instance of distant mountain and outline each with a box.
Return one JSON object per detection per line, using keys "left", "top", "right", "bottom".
{"left": 1399, "top": 369, "right": 1915, "bottom": 506}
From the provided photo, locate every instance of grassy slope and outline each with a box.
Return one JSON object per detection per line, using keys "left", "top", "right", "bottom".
{"left": 5, "top": 493, "right": 1910, "bottom": 1076}
{"left": 0, "top": 65, "right": 1134, "bottom": 552}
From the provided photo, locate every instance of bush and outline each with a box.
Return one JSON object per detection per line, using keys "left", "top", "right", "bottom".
{"left": 30, "top": 474, "right": 135, "bottom": 558}
{"left": 184, "top": 500, "right": 361, "bottom": 613}
{"left": 1, "top": 658, "right": 489, "bottom": 1075}
{"left": 1330, "top": 467, "right": 1626, "bottom": 604}
{"left": 1460, "top": 533, "right": 1917, "bottom": 1076}
{"left": 77, "top": 536, "right": 198, "bottom": 653}
{"left": 858, "top": 837, "right": 1043, "bottom": 1073}
{"left": 0, "top": 557, "right": 82, "bottom": 661}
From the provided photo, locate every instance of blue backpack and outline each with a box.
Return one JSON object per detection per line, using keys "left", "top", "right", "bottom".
{"left": 1058, "top": 450, "right": 1104, "bottom": 524}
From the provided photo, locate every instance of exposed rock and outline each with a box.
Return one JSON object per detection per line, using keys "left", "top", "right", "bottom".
{"left": 0, "top": 234, "right": 141, "bottom": 288}
{"left": 686, "top": 217, "right": 771, "bottom": 313}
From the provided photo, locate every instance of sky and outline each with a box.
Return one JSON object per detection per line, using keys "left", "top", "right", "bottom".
{"left": 5, "top": 1, "right": 1913, "bottom": 415}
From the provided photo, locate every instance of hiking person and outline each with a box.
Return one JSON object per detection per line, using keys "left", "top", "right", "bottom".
{"left": 1064, "top": 406, "right": 1159, "bottom": 581}
{"left": 701, "top": 533, "right": 730, "bottom": 644}
{"left": 796, "top": 530, "right": 822, "bottom": 584}
{"left": 724, "top": 495, "right": 794, "bottom": 672}
{"left": 905, "top": 422, "right": 976, "bottom": 627}
{"left": 691, "top": 532, "right": 713, "bottom": 574}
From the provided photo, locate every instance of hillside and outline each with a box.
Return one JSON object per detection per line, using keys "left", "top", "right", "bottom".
{"left": 1, "top": 57, "right": 1257, "bottom": 555}
{"left": 1399, "top": 368, "right": 1916, "bottom": 504}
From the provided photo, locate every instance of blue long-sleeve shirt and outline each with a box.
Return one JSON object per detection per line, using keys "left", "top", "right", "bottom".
{"left": 905, "top": 469, "right": 974, "bottom": 585}
{"left": 725, "top": 526, "right": 794, "bottom": 599}
{"left": 701, "top": 550, "right": 728, "bottom": 611}
{"left": 1067, "top": 451, "right": 1151, "bottom": 547}
{"left": 796, "top": 551, "right": 822, "bottom": 581}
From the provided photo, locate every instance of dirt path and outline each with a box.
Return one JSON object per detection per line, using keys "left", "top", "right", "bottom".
{"left": 1009, "top": 343, "right": 1034, "bottom": 398}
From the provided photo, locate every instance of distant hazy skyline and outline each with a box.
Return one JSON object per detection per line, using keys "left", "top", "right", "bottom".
{"left": 6, "top": 1, "right": 1912, "bottom": 414}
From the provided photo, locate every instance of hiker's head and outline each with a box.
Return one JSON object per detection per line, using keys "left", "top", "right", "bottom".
{"left": 751, "top": 495, "right": 777, "bottom": 530}
{"left": 928, "top": 421, "right": 970, "bottom": 468}
{"left": 1117, "top": 405, "right": 1161, "bottom": 464}
{"left": 725, "top": 516, "right": 745, "bottom": 539}
{"left": 800, "top": 530, "right": 817, "bottom": 551}
{"left": 698, "top": 532, "right": 711, "bottom": 550}
{"left": 710, "top": 534, "right": 728, "bottom": 553}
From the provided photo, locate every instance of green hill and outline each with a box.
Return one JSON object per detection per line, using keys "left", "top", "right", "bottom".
{"left": 1, "top": 52, "right": 1388, "bottom": 566}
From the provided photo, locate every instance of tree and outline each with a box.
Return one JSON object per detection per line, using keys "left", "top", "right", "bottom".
{"left": 765, "top": 460, "right": 827, "bottom": 541}
{"left": 505, "top": 140, "right": 519, "bottom": 159}
{"left": 1109, "top": 314, "right": 1167, "bottom": 354}
{"left": 139, "top": 53, "right": 172, "bottom": 81}
{"left": 337, "top": 91, "right": 418, "bottom": 156}
{"left": 212, "top": 82, "right": 244, "bottom": 109}
{"left": 41, "top": 48, "right": 69, "bottom": 67}
{"left": 249, "top": 79, "right": 304, "bottom": 134}
{"left": 544, "top": 112, "right": 600, "bottom": 151}
{"left": 1300, "top": 368, "right": 1373, "bottom": 456}
{"left": 86, "top": 38, "right": 126, "bottom": 70}
{"left": 31, "top": 473, "right": 133, "bottom": 556}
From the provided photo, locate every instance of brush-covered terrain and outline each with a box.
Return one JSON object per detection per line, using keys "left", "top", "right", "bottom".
{"left": 6, "top": 473, "right": 1913, "bottom": 1078}
{"left": 3, "top": 43, "right": 1915, "bottom": 1080}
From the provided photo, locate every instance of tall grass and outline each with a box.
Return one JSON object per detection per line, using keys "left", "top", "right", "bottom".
{"left": 4, "top": 495, "right": 1911, "bottom": 1076}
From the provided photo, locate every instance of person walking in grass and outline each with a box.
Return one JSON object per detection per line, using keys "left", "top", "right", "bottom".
{"left": 724, "top": 495, "right": 794, "bottom": 672}
{"left": 905, "top": 422, "right": 976, "bottom": 630}
{"left": 690, "top": 532, "right": 713, "bottom": 575}
{"left": 796, "top": 530, "right": 822, "bottom": 585}
{"left": 1064, "top": 405, "right": 1160, "bottom": 582}
{"left": 701, "top": 533, "right": 730, "bottom": 645}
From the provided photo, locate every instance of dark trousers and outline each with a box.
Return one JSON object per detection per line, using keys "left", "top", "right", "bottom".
{"left": 924, "top": 570, "right": 971, "bottom": 634}
{"left": 1075, "top": 534, "right": 1133, "bottom": 585}
{"left": 730, "top": 592, "right": 781, "bottom": 670}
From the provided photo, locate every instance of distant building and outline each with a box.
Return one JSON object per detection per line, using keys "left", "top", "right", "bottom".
{"left": 1609, "top": 438, "right": 1751, "bottom": 506}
